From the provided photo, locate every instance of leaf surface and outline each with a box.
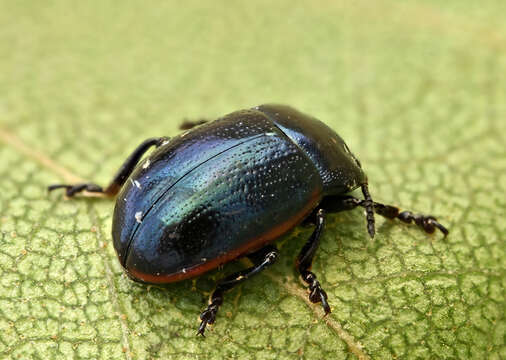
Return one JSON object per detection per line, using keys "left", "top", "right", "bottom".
{"left": 1, "top": 1, "right": 505, "bottom": 359}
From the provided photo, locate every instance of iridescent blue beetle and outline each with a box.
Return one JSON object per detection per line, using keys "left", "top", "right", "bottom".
{"left": 49, "top": 104, "right": 448, "bottom": 335}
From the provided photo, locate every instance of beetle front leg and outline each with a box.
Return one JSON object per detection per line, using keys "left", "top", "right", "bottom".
{"left": 197, "top": 245, "right": 279, "bottom": 336}
{"left": 296, "top": 208, "right": 330, "bottom": 314}
{"left": 321, "top": 195, "right": 449, "bottom": 236}
{"left": 377, "top": 206, "right": 449, "bottom": 236}
{"left": 48, "top": 137, "right": 169, "bottom": 197}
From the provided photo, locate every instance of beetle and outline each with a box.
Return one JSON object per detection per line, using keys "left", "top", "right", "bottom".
{"left": 48, "top": 104, "right": 448, "bottom": 336}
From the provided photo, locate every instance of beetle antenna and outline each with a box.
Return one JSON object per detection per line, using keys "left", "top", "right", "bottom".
{"left": 361, "top": 184, "right": 375, "bottom": 238}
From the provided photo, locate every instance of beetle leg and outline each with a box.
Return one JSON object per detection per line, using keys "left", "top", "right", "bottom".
{"left": 384, "top": 208, "right": 449, "bottom": 236}
{"left": 179, "top": 118, "right": 208, "bottom": 130}
{"left": 366, "top": 200, "right": 448, "bottom": 236}
{"left": 48, "top": 183, "right": 105, "bottom": 197}
{"left": 296, "top": 208, "right": 330, "bottom": 314}
{"left": 321, "top": 195, "right": 449, "bottom": 236}
{"left": 48, "top": 137, "right": 169, "bottom": 197}
{"left": 197, "top": 245, "right": 279, "bottom": 337}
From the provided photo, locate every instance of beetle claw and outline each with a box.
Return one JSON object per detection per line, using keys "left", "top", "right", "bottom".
{"left": 196, "top": 321, "right": 208, "bottom": 337}
{"left": 197, "top": 303, "right": 219, "bottom": 337}
{"left": 398, "top": 211, "right": 449, "bottom": 237}
{"left": 433, "top": 221, "right": 449, "bottom": 237}
{"left": 302, "top": 271, "right": 331, "bottom": 314}
{"left": 320, "top": 291, "right": 331, "bottom": 315}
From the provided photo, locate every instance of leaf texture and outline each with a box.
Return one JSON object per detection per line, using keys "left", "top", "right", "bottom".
{"left": 1, "top": 1, "right": 505, "bottom": 359}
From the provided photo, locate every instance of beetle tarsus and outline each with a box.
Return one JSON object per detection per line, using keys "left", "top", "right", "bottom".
{"left": 397, "top": 211, "right": 449, "bottom": 236}
{"left": 48, "top": 183, "right": 103, "bottom": 197}
{"left": 296, "top": 209, "right": 331, "bottom": 314}
{"left": 372, "top": 203, "right": 400, "bottom": 219}
{"left": 323, "top": 195, "right": 449, "bottom": 237}
{"left": 47, "top": 137, "right": 168, "bottom": 198}
{"left": 303, "top": 271, "right": 331, "bottom": 314}
{"left": 197, "top": 295, "right": 222, "bottom": 336}
{"left": 197, "top": 322, "right": 207, "bottom": 337}
{"left": 369, "top": 202, "right": 448, "bottom": 236}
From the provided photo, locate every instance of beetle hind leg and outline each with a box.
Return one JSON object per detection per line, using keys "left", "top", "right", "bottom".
{"left": 296, "top": 208, "right": 331, "bottom": 314}
{"left": 197, "top": 245, "right": 279, "bottom": 336}
{"left": 48, "top": 137, "right": 169, "bottom": 198}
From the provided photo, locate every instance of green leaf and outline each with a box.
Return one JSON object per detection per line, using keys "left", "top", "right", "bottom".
{"left": 1, "top": 1, "right": 505, "bottom": 359}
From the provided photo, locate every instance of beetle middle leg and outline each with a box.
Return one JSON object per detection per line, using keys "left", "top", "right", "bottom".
{"left": 197, "top": 245, "right": 279, "bottom": 336}
{"left": 321, "top": 195, "right": 449, "bottom": 236}
{"left": 296, "top": 208, "right": 331, "bottom": 314}
{"left": 48, "top": 137, "right": 169, "bottom": 197}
